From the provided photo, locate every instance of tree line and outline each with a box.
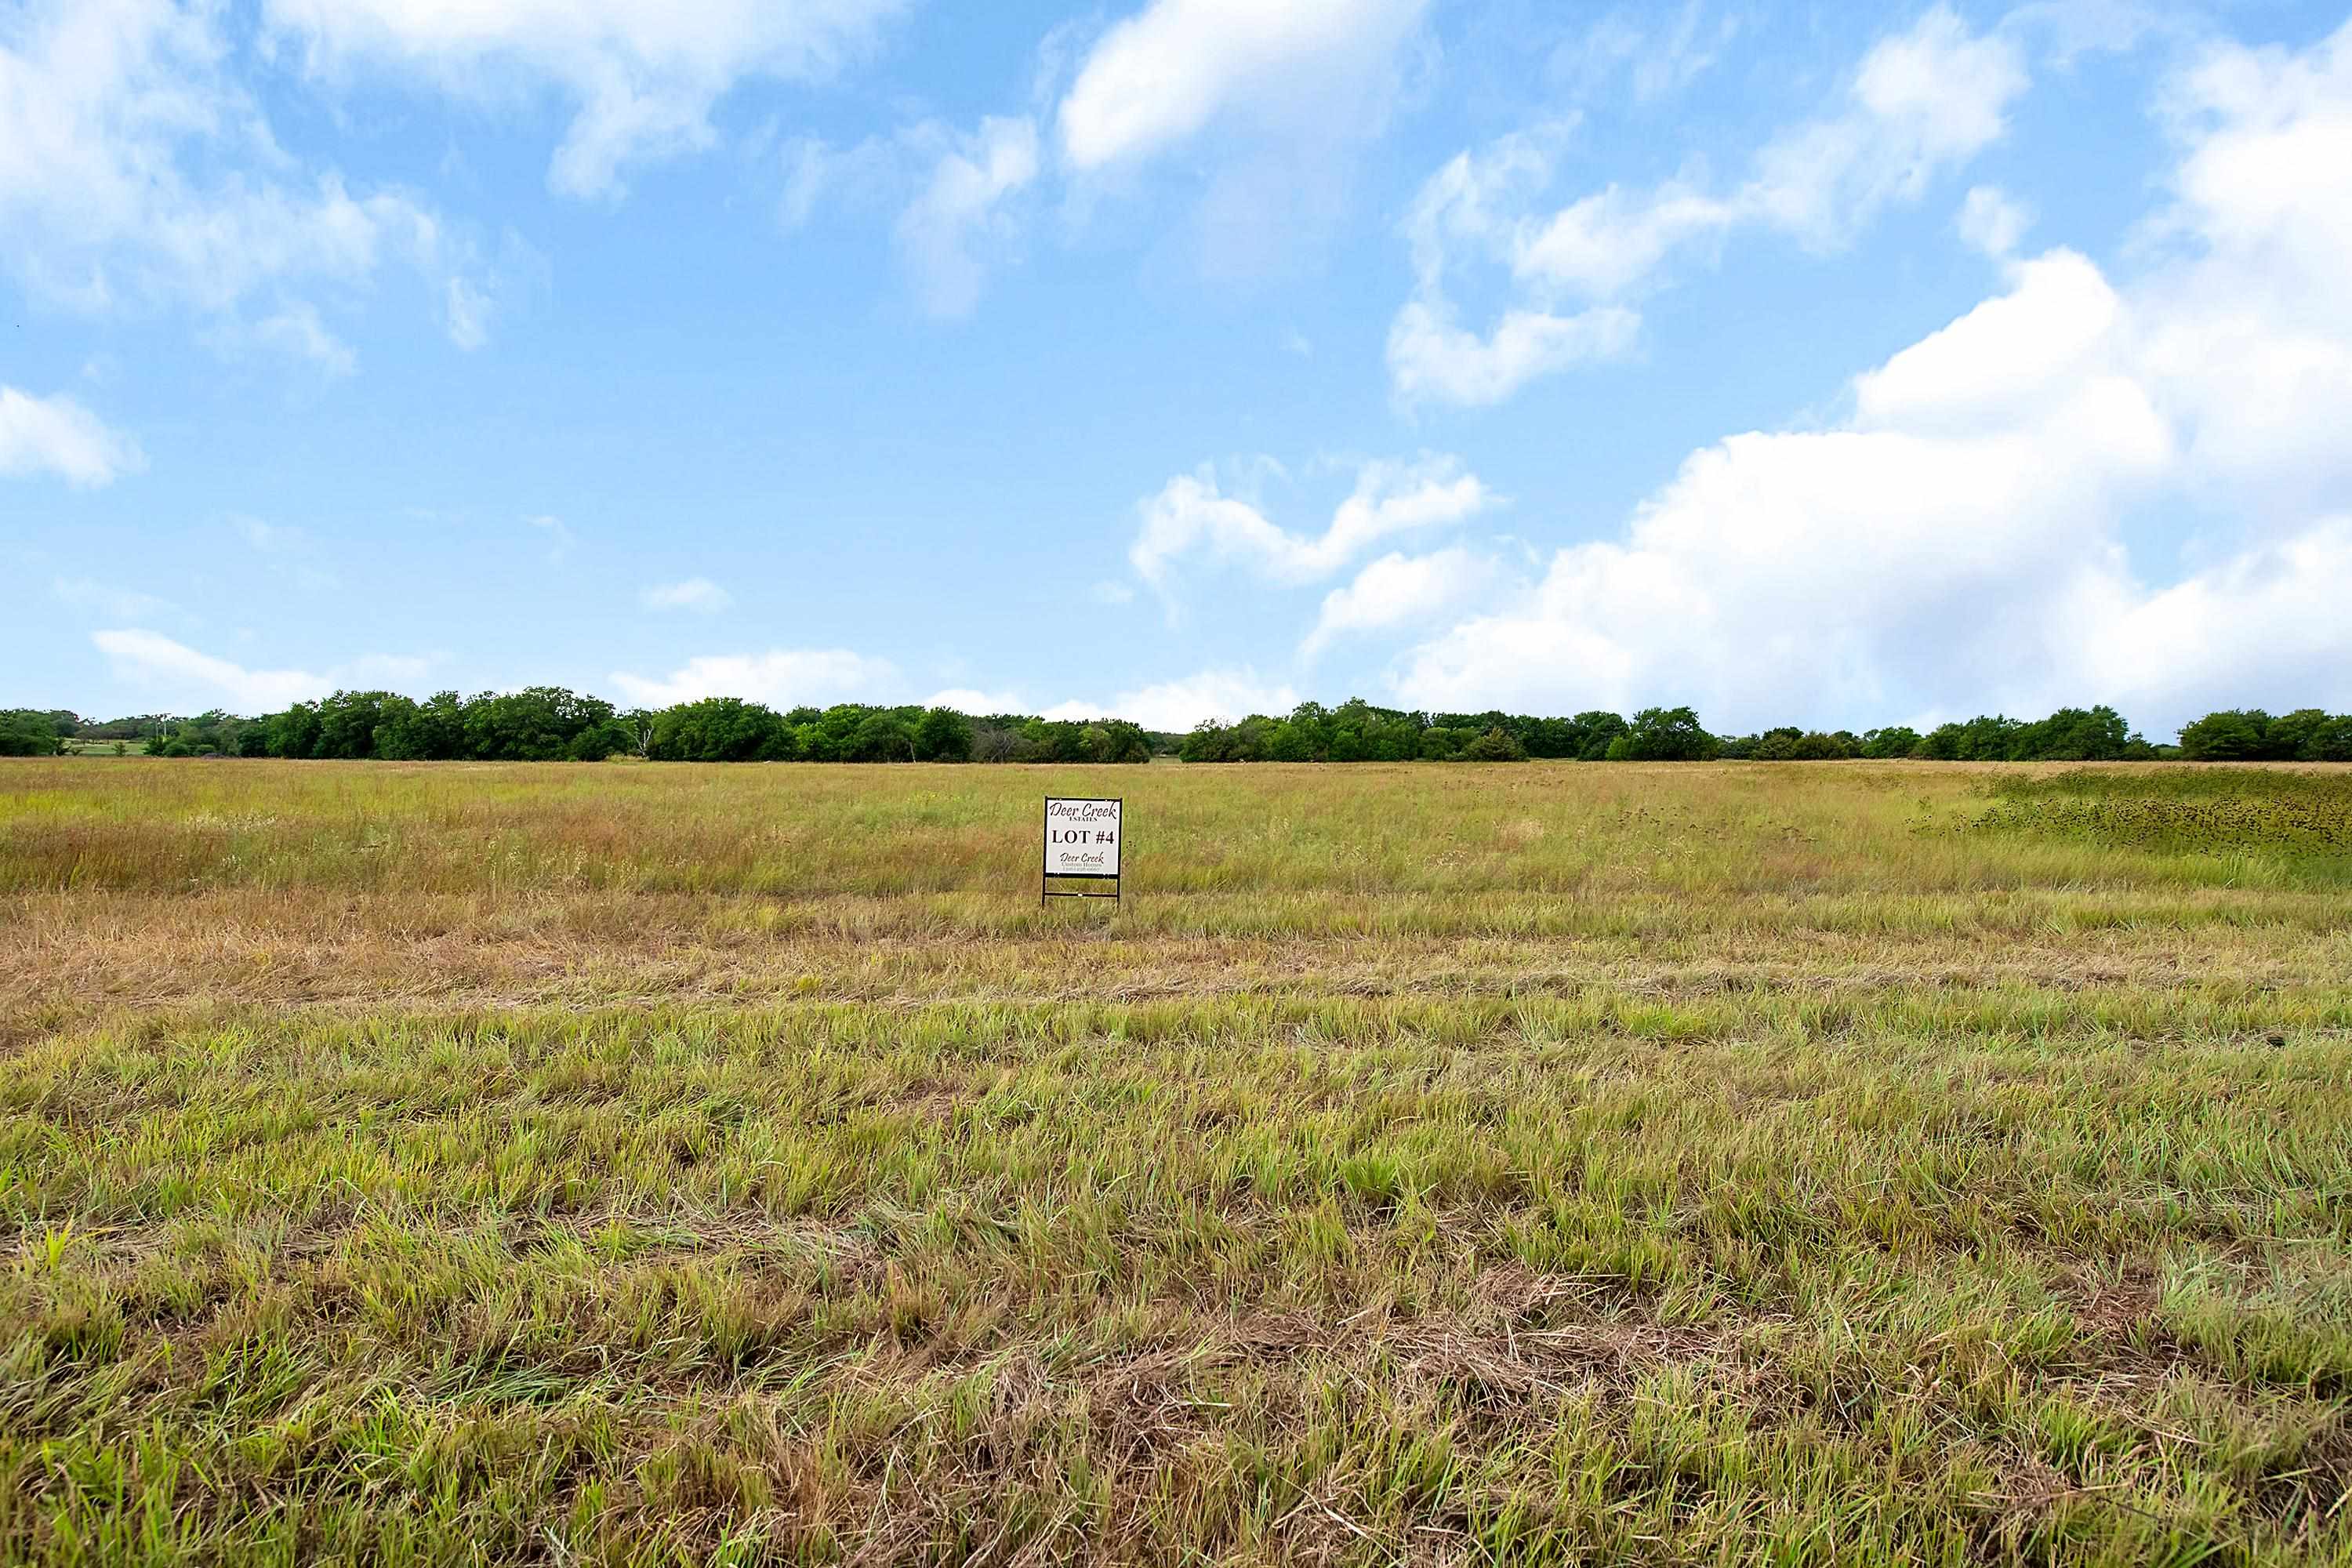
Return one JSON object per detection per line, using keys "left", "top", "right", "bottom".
{"left": 0, "top": 691, "right": 1159, "bottom": 764}
{"left": 4, "top": 694, "right": 2349, "bottom": 763}
{"left": 1176, "top": 701, "right": 2352, "bottom": 763}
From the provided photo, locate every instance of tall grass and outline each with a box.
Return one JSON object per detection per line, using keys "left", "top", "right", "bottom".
{"left": 2, "top": 759, "right": 2348, "bottom": 1563}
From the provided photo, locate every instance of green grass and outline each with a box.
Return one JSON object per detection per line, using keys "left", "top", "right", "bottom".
{"left": 2, "top": 759, "right": 2350, "bottom": 1564}
{"left": 1975, "top": 769, "right": 2352, "bottom": 880}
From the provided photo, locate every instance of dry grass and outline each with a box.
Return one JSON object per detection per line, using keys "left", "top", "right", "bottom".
{"left": 3, "top": 759, "right": 2350, "bottom": 1564}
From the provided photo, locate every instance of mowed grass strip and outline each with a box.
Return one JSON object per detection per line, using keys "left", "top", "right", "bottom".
{"left": 5, "top": 997, "right": 2350, "bottom": 1566}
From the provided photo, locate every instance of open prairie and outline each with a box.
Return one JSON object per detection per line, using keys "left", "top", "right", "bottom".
{"left": 4, "top": 760, "right": 2350, "bottom": 1566}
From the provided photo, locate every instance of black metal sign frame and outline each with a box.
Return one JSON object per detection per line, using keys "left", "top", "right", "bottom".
{"left": 1042, "top": 795, "right": 1123, "bottom": 905}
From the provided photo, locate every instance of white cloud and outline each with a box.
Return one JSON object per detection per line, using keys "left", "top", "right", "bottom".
{"left": 641, "top": 577, "right": 734, "bottom": 614}
{"left": 263, "top": 0, "right": 908, "bottom": 200}
{"left": 445, "top": 277, "right": 492, "bottom": 352}
{"left": 1055, "top": 0, "right": 1432, "bottom": 277}
{"left": 778, "top": 130, "right": 898, "bottom": 229}
{"left": 1510, "top": 181, "right": 1738, "bottom": 299}
{"left": 1744, "top": 6, "right": 2028, "bottom": 244}
{"left": 1302, "top": 546, "right": 1501, "bottom": 659}
{"left": 93, "top": 629, "right": 426, "bottom": 710}
{"left": 1388, "top": 16, "right": 2352, "bottom": 739}
{"left": 0, "top": 387, "right": 142, "bottom": 486}
{"left": 609, "top": 648, "right": 898, "bottom": 708}
{"left": 0, "top": 0, "right": 489, "bottom": 347}
{"left": 1044, "top": 669, "right": 1301, "bottom": 731}
{"left": 1957, "top": 184, "right": 2032, "bottom": 257}
{"left": 895, "top": 115, "right": 1039, "bottom": 316}
{"left": 776, "top": 114, "right": 1038, "bottom": 314}
{"left": 1386, "top": 299, "right": 1639, "bottom": 408}
{"left": 925, "top": 686, "right": 1028, "bottom": 714}
{"left": 1056, "top": 0, "right": 1428, "bottom": 172}
{"left": 53, "top": 577, "right": 177, "bottom": 622}
{"left": 1129, "top": 456, "right": 1494, "bottom": 590}
{"left": 1553, "top": 5, "right": 1734, "bottom": 106}
{"left": 249, "top": 303, "right": 358, "bottom": 376}
{"left": 1395, "top": 8, "right": 2030, "bottom": 406}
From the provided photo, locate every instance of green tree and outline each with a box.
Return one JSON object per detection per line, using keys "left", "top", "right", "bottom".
{"left": 1100, "top": 720, "right": 1153, "bottom": 763}
{"left": 465, "top": 687, "right": 617, "bottom": 760}
{"left": 1460, "top": 726, "right": 1528, "bottom": 761}
{"left": 0, "top": 710, "right": 64, "bottom": 756}
{"left": 376, "top": 691, "right": 466, "bottom": 760}
{"left": 1566, "top": 711, "right": 1628, "bottom": 760}
{"left": 2178, "top": 709, "right": 2273, "bottom": 760}
{"left": 2013, "top": 706, "right": 2130, "bottom": 761}
{"left": 1419, "top": 727, "right": 1466, "bottom": 760}
{"left": 314, "top": 691, "right": 401, "bottom": 760}
{"left": 1608, "top": 706, "right": 1717, "bottom": 760}
{"left": 1262, "top": 720, "right": 1316, "bottom": 762}
{"left": 266, "top": 702, "right": 325, "bottom": 759}
{"left": 648, "top": 698, "right": 786, "bottom": 761}
{"left": 2302, "top": 715, "right": 2352, "bottom": 761}
{"left": 913, "top": 707, "right": 974, "bottom": 762}
{"left": 2266, "top": 709, "right": 2331, "bottom": 761}
{"left": 851, "top": 710, "right": 916, "bottom": 761}
{"left": 1860, "top": 726, "right": 1922, "bottom": 759}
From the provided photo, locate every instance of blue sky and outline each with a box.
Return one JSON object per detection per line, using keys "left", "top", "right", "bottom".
{"left": 5, "top": 0, "right": 2350, "bottom": 738}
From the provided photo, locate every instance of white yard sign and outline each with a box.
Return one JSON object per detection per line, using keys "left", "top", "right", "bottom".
{"left": 1043, "top": 797, "right": 1122, "bottom": 886}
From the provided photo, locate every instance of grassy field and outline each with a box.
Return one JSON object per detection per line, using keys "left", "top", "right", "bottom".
{"left": 3, "top": 759, "right": 2349, "bottom": 1566}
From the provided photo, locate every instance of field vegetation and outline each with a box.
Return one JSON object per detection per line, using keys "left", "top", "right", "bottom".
{"left": 3, "top": 758, "right": 2349, "bottom": 1565}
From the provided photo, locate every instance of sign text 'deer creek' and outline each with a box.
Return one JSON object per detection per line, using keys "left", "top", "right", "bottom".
{"left": 1043, "top": 796, "right": 1123, "bottom": 902}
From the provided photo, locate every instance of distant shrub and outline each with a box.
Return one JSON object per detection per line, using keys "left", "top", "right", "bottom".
{"left": 1606, "top": 706, "right": 1719, "bottom": 761}
{"left": 1459, "top": 727, "right": 1528, "bottom": 761}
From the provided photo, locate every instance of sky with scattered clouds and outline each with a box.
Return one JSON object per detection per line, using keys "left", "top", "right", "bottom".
{"left": 7, "top": 0, "right": 2351, "bottom": 737}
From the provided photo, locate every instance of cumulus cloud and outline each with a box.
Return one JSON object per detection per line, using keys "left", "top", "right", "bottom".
{"left": 0, "top": 0, "right": 492, "bottom": 348}
{"left": 1044, "top": 669, "right": 1301, "bottom": 731}
{"left": 1388, "top": 20, "right": 2352, "bottom": 736}
{"left": 1128, "top": 456, "right": 1494, "bottom": 590}
{"left": 1056, "top": 0, "right": 1432, "bottom": 276}
{"left": 0, "top": 387, "right": 142, "bottom": 486}
{"left": 1302, "top": 546, "right": 1501, "bottom": 660}
{"left": 609, "top": 648, "right": 898, "bottom": 708}
{"left": 925, "top": 687, "right": 1029, "bottom": 715}
{"left": 263, "top": 0, "right": 907, "bottom": 200}
{"left": 1056, "top": 0, "right": 1428, "bottom": 172}
{"left": 641, "top": 578, "right": 734, "bottom": 614}
{"left": 93, "top": 629, "right": 427, "bottom": 710}
{"left": 1393, "top": 8, "right": 2030, "bottom": 405}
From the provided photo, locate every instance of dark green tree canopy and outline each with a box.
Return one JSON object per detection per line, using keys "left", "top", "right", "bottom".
{"left": 17, "top": 691, "right": 2347, "bottom": 767}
